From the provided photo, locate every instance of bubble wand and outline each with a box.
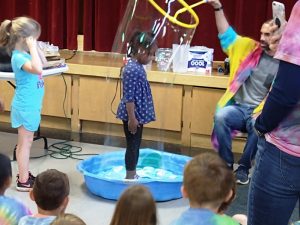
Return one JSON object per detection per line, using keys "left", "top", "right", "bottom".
{"left": 148, "top": 0, "right": 207, "bottom": 29}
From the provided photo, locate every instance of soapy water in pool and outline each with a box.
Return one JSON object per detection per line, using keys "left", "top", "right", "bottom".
{"left": 97, "top": 166, "right": 181, "bottom": 180}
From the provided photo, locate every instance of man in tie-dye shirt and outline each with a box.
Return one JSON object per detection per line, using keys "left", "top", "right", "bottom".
{"left": 208, "top": 0, "right": 280, "bottom": 185}
{"left": 0, "top": 153, "right": 31, "bottom": 225}
{"left": 248, "top": 1, "right": 300, "bottom": 225}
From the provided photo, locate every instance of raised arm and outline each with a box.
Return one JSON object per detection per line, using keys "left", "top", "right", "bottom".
{"left": 207, "top": 0, "right": 229, "bottom": 34}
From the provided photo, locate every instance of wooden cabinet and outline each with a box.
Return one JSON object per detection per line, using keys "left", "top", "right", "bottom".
{"left": 0, "top": 52, "right": 246, "bottom": 152}
{"left": 42, "top": 75, "right": 72, "bottom": 117}
{"left": 78, "top": 77, "right": 183, "bottom": 131}
{"left": 191, "top": 87, "right": 224, "bottom": 135}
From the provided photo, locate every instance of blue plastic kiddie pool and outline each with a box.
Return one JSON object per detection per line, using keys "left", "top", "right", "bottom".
{"left": 77, "top": 148, "right": 191, "bottom": 201}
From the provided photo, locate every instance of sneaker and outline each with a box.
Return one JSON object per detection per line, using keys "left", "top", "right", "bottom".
{"left": 16, "top": 171, "right": 36, "bottom": 181}
{"left": 28, "top": 171, "right": 36, "bottom": 181}
{"left": 16, "top": 177, "right": 34, "bottom": 192}
{"left": 235, "top": 166, "right": 250, "bottom": 185}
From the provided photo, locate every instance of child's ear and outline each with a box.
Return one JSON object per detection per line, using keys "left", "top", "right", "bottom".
{"left": 60, "top": 196, "right": 69, "bottom": 213}
{"left": 225, "top": 188, "right": 234, "bottom": 202}
{"left": 3, "top": 177, "right": 12, "bottom": 190}
{"left": 181, "top": 185, "right": 189, "bottom": 198}
{"left": 29, "top": 189, "right": 35, "bottom": 201}
{"left": 4, "top": 177, "right": 12, "bottom": 189}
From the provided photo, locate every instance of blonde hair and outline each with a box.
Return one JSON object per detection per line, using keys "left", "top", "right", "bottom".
{"left": 110, "top": 185, "right": 157, "bottom": 225}
{"left": 0, "top": 17, "right": 41, "bottom": 53}
{"left": 50, "top": 213, "right": 86, "bottom": 225}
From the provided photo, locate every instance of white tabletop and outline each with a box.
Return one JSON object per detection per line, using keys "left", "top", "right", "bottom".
{"left": 0, "top": 64, "right": 69, "bottom": 81}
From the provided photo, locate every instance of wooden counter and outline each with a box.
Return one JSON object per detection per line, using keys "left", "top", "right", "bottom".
{"left": 0, "top": 51, "right": 245, "bottom": 152}
{"left": 62, "top": 50, "right": 229, "bottom": 88}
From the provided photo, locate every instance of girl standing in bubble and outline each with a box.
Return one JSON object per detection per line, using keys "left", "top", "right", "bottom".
{"left": 0, "top": 17, "right": 46, "bottom": 191}
{"left": 117, "top": 31, "right": 157, "bottom": 179}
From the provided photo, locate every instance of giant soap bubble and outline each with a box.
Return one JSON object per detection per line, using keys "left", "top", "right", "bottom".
{"left": 77, "top": 0, "right": 207, "bottom": 201}
{"left": 112, "top": 0, "right": 207, "bottom": 72}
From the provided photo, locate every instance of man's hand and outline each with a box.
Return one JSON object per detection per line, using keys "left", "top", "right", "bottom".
{"left": 207, "top": 0, "right": 222, "bottom": 9}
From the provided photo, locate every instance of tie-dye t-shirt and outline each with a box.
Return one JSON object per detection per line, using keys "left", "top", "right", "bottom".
{"left": 18, "top": 215, "right": 56, "bottom": 225}
{"left": 275, "top": 1, "right": 300, "bottom": 66}
{"left": 170, "top": 208, "right": 239, "bottom": 225}
{"left": 266, "top": 1, "right": 300, "bottom": 156}
{"left": 0, "top": 196, "right": 31, "bottom": 225}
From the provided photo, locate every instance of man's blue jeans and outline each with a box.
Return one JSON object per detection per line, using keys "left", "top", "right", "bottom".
{"left": 248, "top": 137, "right": 300, "bottom": 225}
{"left": 213, "top": 104, "right": 258, "bottom": 170}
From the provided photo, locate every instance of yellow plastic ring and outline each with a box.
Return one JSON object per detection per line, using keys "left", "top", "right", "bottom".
{"left": 148, "top": 0, "right": 200, "bottom": 29}
{"left": 174, "top": 0, "right": 207, "bottom": 19}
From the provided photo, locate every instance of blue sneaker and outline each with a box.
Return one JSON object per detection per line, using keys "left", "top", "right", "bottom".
{"left": 235, "top": 166, "right": 249, "bottom": 185}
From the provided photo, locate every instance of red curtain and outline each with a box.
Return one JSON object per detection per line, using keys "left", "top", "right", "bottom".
{"left": 83, "top": 0, "right": 128, "bottom": 51}
{"left": 1, "top": 0, "right": 295, "bottom": 59}
{"left": 0, "top": 0, "right": 78, "bottom": 50}
{"left": 83, "top": 0, "right": 297, "bottom": 60}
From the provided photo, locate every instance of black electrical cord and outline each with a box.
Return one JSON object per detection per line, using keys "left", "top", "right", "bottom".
{"left": 64, "top": 50, "right": 77, "bottom": 61}
{"left": 111, "top": 66, "right": 124, "bottom": 116}
{"left": 47, "top": 141, "right": 98, "bottom": 160}
{"left": 19, "top": 140, "right": 98, "bottom": 161}
{"left": 60, "top": 73, "right": 68, "bottom": 118}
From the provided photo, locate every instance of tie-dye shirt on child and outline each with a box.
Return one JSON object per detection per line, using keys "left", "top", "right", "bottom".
{"left": 0, "top": 196, "right": 31, "bottom": 225}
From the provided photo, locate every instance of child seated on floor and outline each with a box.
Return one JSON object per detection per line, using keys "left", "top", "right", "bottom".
{"left": 0, "top": 153, "right": 31, "bottom": 225}
{"left": 110, "top": 185, "right": 157, "bottom": 225}
{"left": 50, "top": 213, "right": 86, "bottom": 225}
{"left": 170, "top": 152, "right": 243, "bottom": 225}
{"left": 18, "top": 169, "right": 70, "bottom": 225}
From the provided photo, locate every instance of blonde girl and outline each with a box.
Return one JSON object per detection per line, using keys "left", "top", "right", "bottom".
{"left": 0, "top": 17, "right": 46, "bottom": 191}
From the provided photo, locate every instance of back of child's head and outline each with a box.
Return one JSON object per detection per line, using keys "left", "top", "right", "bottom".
{"left": 50, "top": 213, "right": 86, "bottom": 225}
{"left": 0, "top": 153, "right": 12, "bottom": 191}
{"left": 0, "top": 16, "right": 41, "bottom": 52}
{"left": 127, "top": 31, "right": 156, "bottom": 57}
{"left": 110, "top": 185, "right": 157, "bottom": 225}
{"left": 183, "top": 152, "right": 235, "bottom": 209}
{"left": 33, "top": 169, "right": 69, "bottom": 211}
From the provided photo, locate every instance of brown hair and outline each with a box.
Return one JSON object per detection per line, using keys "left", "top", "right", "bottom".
{"left": 33, "top": 169, "right": 69, "bottom": 211}
{"left": 0, "top": 153, "right": 12, "bottom": 190}
{"left": 183, "top": 152, "right": 235, "bottom": 209}
{"left": 50, "top": 213, "right": 86, "bottom": 225}
{"left": 110, "top": 185, "right": 157, "bottom": 225}
{"left": 0, "top": 17, "right": 41, "bottom": 53}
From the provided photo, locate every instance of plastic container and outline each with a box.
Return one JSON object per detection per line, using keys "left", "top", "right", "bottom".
{"left": 155, "top": 48, "right": 173, "bottom": 71}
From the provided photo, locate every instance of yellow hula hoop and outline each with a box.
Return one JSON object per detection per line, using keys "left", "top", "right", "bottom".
{"left": 148, "top": 0, "right": 200, "bottom": 29}
{"left": 174, "top": 0, "right": 207, "bottom": 20}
